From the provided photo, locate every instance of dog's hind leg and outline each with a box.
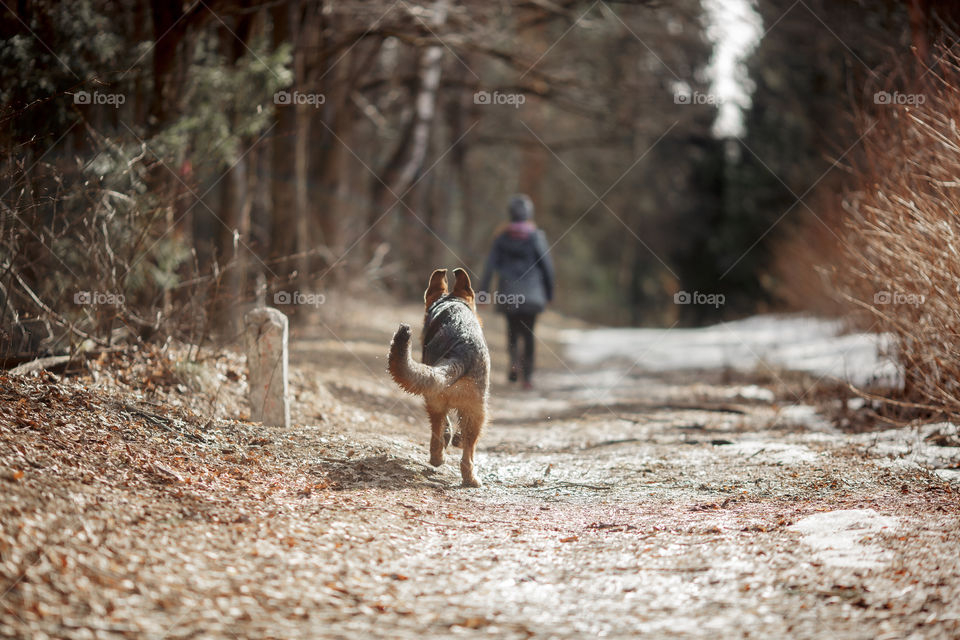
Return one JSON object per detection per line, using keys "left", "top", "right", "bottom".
{"left": 426, "top": 403, "right": 448, "bottom": 467}
{"left": 457, "top": 406, "right": 485, "bottom": 488}
{"left": 449, "top": 411, "right": 462, "bottom": 448}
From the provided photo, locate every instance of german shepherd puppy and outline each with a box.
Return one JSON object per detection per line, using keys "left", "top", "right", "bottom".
{"left": 388, "top": 268, "right": 490, "bottom": 487}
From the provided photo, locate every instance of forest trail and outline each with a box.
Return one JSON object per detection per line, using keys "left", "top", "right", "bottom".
{"left": 2, "top": 298, "right": 959, "bottom": 638}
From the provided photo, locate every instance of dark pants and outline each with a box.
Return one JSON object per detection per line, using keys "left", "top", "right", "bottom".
{"left": 506, "top": 312, "right": 537, "bottom": 382}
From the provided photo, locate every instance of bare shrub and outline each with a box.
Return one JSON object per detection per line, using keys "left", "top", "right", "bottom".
{"left": 837, "top": 42, "right": 960, "bottom": 416}
{"left": 0, "top": 124, "right": 238, "bottom": 359}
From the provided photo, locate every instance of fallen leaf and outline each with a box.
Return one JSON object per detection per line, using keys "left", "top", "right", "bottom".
{"left": 454, "top": 617, "right": 489, "bottom": 629}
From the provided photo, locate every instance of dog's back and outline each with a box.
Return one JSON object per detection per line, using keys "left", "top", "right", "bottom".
{"left": 388, "top": 295, "right": 489, "bottom": 403}
{"left": 421, "top": 297, "right": 489, "bottom": 390}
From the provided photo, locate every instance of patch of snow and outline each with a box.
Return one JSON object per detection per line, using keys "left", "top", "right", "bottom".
{"left": 855, "top": 423, "right": 960, "bottom": 471}
{"left": 788, "top": 509, "right": 899, "bottom": 569}
{"left": 934, "top": 469, "right": 960, "bottom": 484}
{"left": 725, "top": 385, "right": 774, "bottom": 403}
{"left": 847, "top": 397, "right": 867, "bottom": 411}
{"left": 562, "top": 314, "right": 901, "bottom": 387}
{"left": 775, "top": 404, "right": 834, "bottom": 433}
{"left": 724, "top": 441, "right": 819, "bottom": 464}
{"left": 872, "top": 457, "right": 920, "bottom": 471}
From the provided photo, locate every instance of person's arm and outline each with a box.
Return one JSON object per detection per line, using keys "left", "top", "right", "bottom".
{"left": 478, "top": 236, "right": 500, "bottom": 297}
{"left": 534, "top": 230, "right": 555, "bottom": 302}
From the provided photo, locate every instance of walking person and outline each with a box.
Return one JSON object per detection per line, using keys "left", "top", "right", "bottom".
{"left": 478, "top": 194, "right": 555, "bottom": 390}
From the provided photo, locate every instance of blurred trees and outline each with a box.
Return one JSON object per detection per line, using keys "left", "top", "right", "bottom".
{"left": 0, "top": 0, "right": 949, "bottom": 359}
{"left": 732, "top": 0, "right": 910, "bottom": 318}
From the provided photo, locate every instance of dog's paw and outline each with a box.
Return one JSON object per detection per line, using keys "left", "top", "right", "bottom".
{"left": 461, "top": 475, "right": 482, "bottom": 488}
{"left": 451, "top": 431, "right": 462, "bottom": 449}
{"left": 429, "top": 453, "right": 444, "bottom": 467}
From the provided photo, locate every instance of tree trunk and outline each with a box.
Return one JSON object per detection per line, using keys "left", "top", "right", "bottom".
{"left": 309, "top": 26, "right": 382, "bottom": 269}
{"left": 213, "top": 16, "right": 256, "bottom": 332}
{"left": 269, "top": 1, "right": 298, "bottom": 278}
{"left": 366, "top": 0, "right": 449, "bottom": 257}
{"left": 516, "top": 5, "right": 549, "bottom": 205}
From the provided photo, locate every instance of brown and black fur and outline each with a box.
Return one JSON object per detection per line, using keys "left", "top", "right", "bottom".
{"left": 388, "top": 268, "right": 490, "bottom": 487}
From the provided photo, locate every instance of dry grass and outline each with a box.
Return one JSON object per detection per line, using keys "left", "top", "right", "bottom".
{"left": 834, "top": 42, "right": 960, "bottom": 417}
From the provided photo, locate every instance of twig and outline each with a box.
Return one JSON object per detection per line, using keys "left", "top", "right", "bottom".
{"left": 582, "top": 438, "right": 642, "bottom": 449}
{"left": 8, "top": 267, "right": 108, "bottom": 346}
{"left": 8, "top": 354, "right": 73, "bottom": 375}
{"left": 532, "top": 481, "right": 615, "bottom": 491}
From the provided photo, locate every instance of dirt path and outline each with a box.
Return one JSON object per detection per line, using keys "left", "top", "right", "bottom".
{"left": 2, "top": 299, "right": 960, "bottom": 638}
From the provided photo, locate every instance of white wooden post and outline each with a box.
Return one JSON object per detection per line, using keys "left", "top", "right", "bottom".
{"left": 244, "top": 307, "right": 290, "bottom": 428}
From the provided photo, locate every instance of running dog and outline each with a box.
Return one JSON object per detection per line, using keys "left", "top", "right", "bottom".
{"left": 388, "top": 268, "right": 490, "bottom": 487}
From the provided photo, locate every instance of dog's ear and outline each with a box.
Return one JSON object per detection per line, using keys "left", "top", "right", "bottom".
{"left": 424, "top": 269, "right": 449, "bottom": 308}
{"left": 451, "top": 268, "right": 475, "bottom": 309}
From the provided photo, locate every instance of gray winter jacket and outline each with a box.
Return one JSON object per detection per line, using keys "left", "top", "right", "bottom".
{"left": 478, "top": 225, "right": 555, "bottom": 315}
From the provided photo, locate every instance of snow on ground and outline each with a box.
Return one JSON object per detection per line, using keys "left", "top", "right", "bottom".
{"left": 854, "top": 423, "right": 960, "bottom": 476}
{"left": 723, "top": 384, "right": 775, "bottom": 402}
{"left": 774, "top": 404, "right": 835, "bottom": 432}
{"left": 562, "top": 314, "right": 900, "bottom": 387}
{"left": 788, "top": 509, "right": 901, "bottom": 569}
{"left": 722, "top": 441, "right": 821, "bottom": 465}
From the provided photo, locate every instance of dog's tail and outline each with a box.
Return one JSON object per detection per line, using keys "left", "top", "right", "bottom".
{"left": 389, "top": 323, "right": 464, "bottom": 395}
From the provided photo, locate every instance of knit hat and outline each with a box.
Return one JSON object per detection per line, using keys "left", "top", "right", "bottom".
{"left": 508, "top": 194, "right": 534, "bottom": 222}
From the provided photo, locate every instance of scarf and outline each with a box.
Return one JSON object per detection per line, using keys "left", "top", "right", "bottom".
{"left": 505, "top": 221, "right": 536, "bottom": 239}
